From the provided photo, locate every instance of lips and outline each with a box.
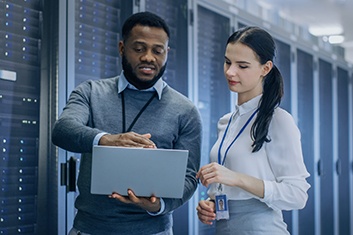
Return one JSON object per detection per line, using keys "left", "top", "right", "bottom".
{"left": 139, "top": 64, "right": 155, "bottom": 69}
{"left": 228, "top": 80, "right": 240, "bottom": 85}
{"left": 138, "top": 65, "right": 156, "bottom": 75}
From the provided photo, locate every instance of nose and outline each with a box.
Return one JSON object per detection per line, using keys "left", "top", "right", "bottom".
{"left": 141, "top": 50, "right": 156, "bottom": 62}
{"left": 225, "top": 64, "right": 237, "bottom": 77}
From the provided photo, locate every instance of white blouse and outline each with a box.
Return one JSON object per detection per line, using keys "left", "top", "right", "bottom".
{"left": 208, "top": 95, "right": 311, "bottom": 211}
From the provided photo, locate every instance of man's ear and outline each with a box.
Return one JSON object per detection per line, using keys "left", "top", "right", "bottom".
{"left": 118, "top": 41, "right": 124, "bottom": 56}
{"left": 262, "top": 60, "right": 273, "bottom": 77}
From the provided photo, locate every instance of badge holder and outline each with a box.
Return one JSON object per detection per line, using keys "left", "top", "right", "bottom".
{"left": 215, "top": 184, "right": 229, "bottom": 220}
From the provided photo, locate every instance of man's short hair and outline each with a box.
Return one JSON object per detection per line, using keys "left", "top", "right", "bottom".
{"left": 122, "top": 11, "right": 170, "bottom": 41}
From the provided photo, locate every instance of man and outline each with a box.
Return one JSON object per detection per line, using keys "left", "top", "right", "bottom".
{"left": 52, "top": 12, "right": 202, "bottom": 235}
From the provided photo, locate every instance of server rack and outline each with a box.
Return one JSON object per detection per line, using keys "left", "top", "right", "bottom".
{"left": 336, "top": 67, "right": 350, "bottom": 235}
{"left": 57, "top": 0, "right": 133, "bottom": 233}
{"left": 297, "top": 49, "right": 315, "bottom": 235}
{"left": 144, "top": 1, "right": 190, "bottom": 233}
{"left": 274, "top": 38, "right": 293, "bottom": 233}
{"left": 195, "top": 4, "right": 231, "bottom": 235}
{"left": 0, "top": 0, "right": 42, "bottom": 234}
{"left": 318, "top": 58, "right": 334, "bottom": 235}
{"left": 61, "top": 0, "right": 191, "bottom": 233}
{"left": 145, "top": 0, "right": 189, "bottom": 96}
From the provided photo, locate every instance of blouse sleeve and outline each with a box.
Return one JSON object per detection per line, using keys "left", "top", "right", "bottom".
{"left": 259, "top": 109, "right": 311, "bottom": 211}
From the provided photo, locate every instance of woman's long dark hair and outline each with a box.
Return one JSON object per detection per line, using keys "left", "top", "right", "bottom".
{"left": 227, "top": 26, "right": 284, "bottom": 152}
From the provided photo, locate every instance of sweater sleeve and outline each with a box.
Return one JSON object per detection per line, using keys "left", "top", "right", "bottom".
{"left": 52, "top": 81, "right": 104, "bottom": 153}
{"left": 161, "top": 105, "right": 202, "bottom": 214}
{"left": 260, "top": 109, "right": 311, "bottom": 211}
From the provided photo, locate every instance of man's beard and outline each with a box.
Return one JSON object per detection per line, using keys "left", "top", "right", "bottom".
{"left": 122, "top": 54, "right": 167, "bottom": 90}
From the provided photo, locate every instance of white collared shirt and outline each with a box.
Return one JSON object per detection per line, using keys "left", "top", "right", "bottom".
{"left": 208, "top": 95, "right": 310, "bottom": 211}
{"left": 117, "top": 71, "right": 166, "bottom": 100}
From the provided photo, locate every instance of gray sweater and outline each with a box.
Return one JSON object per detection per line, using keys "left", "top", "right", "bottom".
{"left": 52, "top": 76, "right": 202, "bottom": 235}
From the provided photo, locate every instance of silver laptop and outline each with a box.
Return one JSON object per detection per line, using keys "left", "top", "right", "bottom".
{"left": 91, "top": 146, "right": 189, "bottom": 198}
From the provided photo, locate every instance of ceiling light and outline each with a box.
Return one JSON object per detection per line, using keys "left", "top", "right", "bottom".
{"left": 328, "top": 35, "right": 345, "bottom": 44}
{"left": 309, "top": 25, "right": 343, "bottom": 36}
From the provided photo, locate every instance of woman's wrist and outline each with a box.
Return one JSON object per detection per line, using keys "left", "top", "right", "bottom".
{"left": 206, "top": 197, "right": 215, "bottom": 202}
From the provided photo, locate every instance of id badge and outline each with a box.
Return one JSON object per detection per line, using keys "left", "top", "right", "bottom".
{"left": 215, "top": 194, "right": 229, "bottom": 220}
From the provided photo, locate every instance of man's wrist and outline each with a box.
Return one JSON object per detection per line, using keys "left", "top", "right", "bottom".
{"left": 147, "top": 198, "right": 165, "bottom": 216}
{"left": 93, "top": 132, "right": 109, "bottom": 146}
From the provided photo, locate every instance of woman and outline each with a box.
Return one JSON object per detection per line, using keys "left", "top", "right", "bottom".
{"left": 196, "top": 26, "right": 310, "bottom": 234}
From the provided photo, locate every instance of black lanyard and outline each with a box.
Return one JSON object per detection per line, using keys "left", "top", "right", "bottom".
{"left": 121, "top": 91, "right": 157, "bottom": 132}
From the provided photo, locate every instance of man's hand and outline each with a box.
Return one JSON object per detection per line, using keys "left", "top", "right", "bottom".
{"left": 109, "top": 190, "right": 161, "bottom": 213}
{"left": 99, "top": 132, "right": 156, "bottom": 148}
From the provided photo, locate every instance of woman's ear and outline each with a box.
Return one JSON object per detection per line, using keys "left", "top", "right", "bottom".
{"left": 262, "top": 60, "right": 273, "bottom": 77}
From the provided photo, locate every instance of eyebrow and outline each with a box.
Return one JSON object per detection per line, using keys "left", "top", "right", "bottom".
{"left": 224, "top": 56, "right": 251, "bottom": 64}
{"left": 132, "top": 41, "right": 166, "bottom": 48}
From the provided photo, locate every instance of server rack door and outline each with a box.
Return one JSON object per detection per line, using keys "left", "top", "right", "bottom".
{"left": 145, "top": 0, "right": 188, "bottom": 97}
{"left": 297, "top": 49, "right": 315, "bottom": 235}
{"left": 74, "top": 0, "right": 129, "bottom": 86}
{"left": 144, "top": 0, "right": 189, "bottom": 234}
{"left": 274, "top": 39, "right": 291, "bottom": 112}
{"left": 60, "top": 0, "right": 133, "bottom": 231}
{"left": 318, "top": 59, "right": 334, "bottom": 235}
{"left": 336, "top": 67, "right": 350, "bottom": 235}
{"left": 0, "top": 0, "right": 42, "bottom": 234}
{"left": 274, "top": 38, "right": 293, "bottom": 233}
{"left": 196, "top": 5, "right": 230, "bottom": 235}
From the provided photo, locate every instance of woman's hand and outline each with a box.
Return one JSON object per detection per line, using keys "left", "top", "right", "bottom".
{"left": 196, "top": 162, "right": 237, "bottom": 187}
{"left": 197, "top": 162, "right": 265, "bottom": 198}
{"left": 196, "top": 200, "right": 216, "bottom": 225}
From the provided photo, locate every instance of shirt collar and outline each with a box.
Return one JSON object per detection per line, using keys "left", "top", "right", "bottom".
{"left": 235, "top": 94, "right": 262, "bottom": 116}
{"left": 117, "top": 71, "right": 166, "bottom": 100}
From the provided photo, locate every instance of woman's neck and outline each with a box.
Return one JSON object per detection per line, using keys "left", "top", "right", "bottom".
{"left": 237, "top": 93, "right": 262, "bottom": 106}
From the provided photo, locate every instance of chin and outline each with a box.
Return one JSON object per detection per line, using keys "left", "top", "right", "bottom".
{"left": 136, "top": 72, "right": 155, "bottom": 79}
{"left": 228, "top": 85, "right": 237, "bottom": 91}
{"left": 137, "top": 77, "right": 155, "bottom": 83}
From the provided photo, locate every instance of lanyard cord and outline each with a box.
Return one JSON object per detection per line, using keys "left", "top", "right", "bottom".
{"left": 217, "top": 109, "right": 258, "bottom": 166}
{"left": 121, "top": 91, "right": 157, "bottom": 133}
